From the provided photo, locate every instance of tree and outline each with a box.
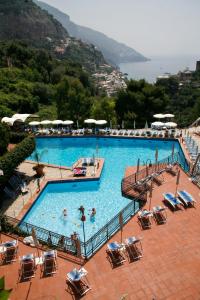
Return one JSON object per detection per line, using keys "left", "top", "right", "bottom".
{"left": 91, "top": 97, "right": 116, "bottom": 124}
{"left": 115, "top": 79, "right": 169, "bottom": 128}
{"left": 56, "top": 77, "right": 92, "bottom": 122}
{"left": 0, "top": 123, "right": 10, "bottom": 156}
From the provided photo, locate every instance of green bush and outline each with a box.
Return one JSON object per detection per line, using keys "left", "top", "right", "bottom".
{"left": 10, "top": 131, "right": 28, "bottom": 143}
{"left": 0, "top": 123, "right": 10, "bottom": 156}
{"left": 0, "top": 136, "right": 35, "bottom": 187}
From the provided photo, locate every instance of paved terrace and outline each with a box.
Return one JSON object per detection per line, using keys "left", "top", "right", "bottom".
{"left": 1, "top": 167, "right": 200, "bottom": 299}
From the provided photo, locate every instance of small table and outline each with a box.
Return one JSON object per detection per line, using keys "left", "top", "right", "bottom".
{"left": 0, "top": 246, "right": 6, "bottom": 254}
{"left": 35, "top": 257, "right": 44, "bottom": 265}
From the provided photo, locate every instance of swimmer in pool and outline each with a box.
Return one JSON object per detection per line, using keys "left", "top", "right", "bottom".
{"left": 78, "top": 205, "right": 85, "bottom": 215}
{"left": 90, "top": 208, "right": 96, "bottom": 217}
{"left": 63, "top": 208, "right": 67, "bottom": 217}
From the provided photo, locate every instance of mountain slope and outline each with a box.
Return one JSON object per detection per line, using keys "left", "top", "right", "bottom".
{"left": 0, "top": 0, "right": 106, "bottom": 72}
{"left": 35, "top": 0, "right": 148, "bottom": 66}
{"left": 0, "top": 0, "right": 68, "bottom": 44}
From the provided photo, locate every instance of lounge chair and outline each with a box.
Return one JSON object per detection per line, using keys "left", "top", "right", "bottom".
{"left": 107, "top": 242, "right": 126, "bottom": 266}
{"left": 151, "top": 173, "right": 163, "bottom": 186}
{"left": 42, "top": 250, "right": 57, "bottom": 275}
{"left": 20, "top": 182, "right": 29, "bottom": 194}
{"left": 163, "top": 193, "right": 183, "bottom": 210}
{"left": 3, "top": 186, "right": 16, "bottom": 199}
{"left": 19, "top": 253, "right": 36, "bottom": 280}
{"left": 153, "top": 206, "right": 167, "bottom": 224}
{"left": 137, "top": 210, "right": 153, "bottom": 229}
{"left": 166, "top": 164, "right": 178, "bottom": 176}
{"left": 73, "top": 167, "right": 86, "bottom": 177}
{"left": 124, "top": 236, "right": 143, "bottom": 261}
{"left": 177, "top": 190, "right": 196, "bottom": 207}
{"left": 1, "top": 239, "right": 18, "bottom": 263}
{"left": 82, "top": 158, "right": 88, "bottom": 166}
{"left": 66, "top": 267, "right": 91, "bottom": 296}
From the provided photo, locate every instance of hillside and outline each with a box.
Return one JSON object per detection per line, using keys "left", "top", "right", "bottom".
{"left": 35, "top": 0, "right": 148, "bottom": 66}
{"left": 0, "top": 0, "right": 106, "bottom": 72}
{"left": 0, "top": 0, "right": 68, "bottom": 45}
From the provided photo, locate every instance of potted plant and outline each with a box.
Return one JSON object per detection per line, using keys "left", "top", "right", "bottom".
{"left": 32, "top": 149, "right": 48, "bottom": 177}
{"left": 0, "top": 276, "right": 12, "bottom": 300}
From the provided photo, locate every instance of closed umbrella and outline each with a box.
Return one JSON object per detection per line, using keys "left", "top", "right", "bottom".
{"left": 149, "top": 180, "right": 153, "bottom": 211}
{"left": 175, "top": 169, "right": 180, "bottom": 197}
{"left": 133, "top": 120, "right": 136, "bottom": 129}
{"left": 119, "top": 212, "right": 123, "bottom": 243}
{"left": 145, "top": 121, "right": 148, "bottom": 129}
{"left": 31, "top": 228, "right": 39, "bottom": 256}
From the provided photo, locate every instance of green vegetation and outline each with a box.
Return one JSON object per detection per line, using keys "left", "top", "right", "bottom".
{"left": 0, "top": 124, "right": 10, "bottom": 156}
{"left": 156, "top": 73, "right": 200, "bottom": 127}
{"left": 116, "top": 79, "right": 169, "bottom": 128}
{"left": 0, "top": 276, "right": 12, "bottom": 300}
{"left": 0, "top": 41, "right": 200, "bottom": 129}
{"left": 0, "top": 136, "right": 35, "bottom": 186}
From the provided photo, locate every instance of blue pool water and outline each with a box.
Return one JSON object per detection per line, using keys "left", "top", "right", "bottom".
{"left": 24, "top": 137, "right": 184, "bottom": 240}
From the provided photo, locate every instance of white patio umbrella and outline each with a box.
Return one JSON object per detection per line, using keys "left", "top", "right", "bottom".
{"left": 151, "top": 121, "right": 164, "bottom": 127}
{"left": 95, "top": 120, "right": 107, "bottom": 125}
{"left": 145, "top": 121, "right": 148, "bottom": 129}
{"left": 40, "top": 120, "right": 52, "bottom": 125}
{"left": 165, "top": 122, "right": 177, "bottom": 128}
{"left": 164, "top": 114, "right": 175, "bottom": 118}
{"left": 29, "top": 121, "right": 40, "bottom": 126}
{"left": 52, "top": 120, "right": 63, "bottom": 125}
{"left": 153, "top": 114, "right": 165, "bottom": 119}
{"left": 63, "top": 120, "right": 74, "bottom": 125}
{"left": 84, "top": 119, "right": 96, "bottom": 124}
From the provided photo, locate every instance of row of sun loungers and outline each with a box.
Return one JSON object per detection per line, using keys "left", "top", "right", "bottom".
{"left": 138, "top": 207, "right": 167, "bottom": 229}
{"left": 0, "top": 239, "right": 91, "bottom": 296}
{"left": 163, "top": 191, "right": 196, "bottom": 210}
{"left": 107, "top": 237, "right": 143, "bottom": 267}
{"left": 3, "top": 174, "right": 29, "bottom": 199}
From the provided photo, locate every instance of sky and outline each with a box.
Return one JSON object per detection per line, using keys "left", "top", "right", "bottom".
{"left": 42, "top": 0, "right": 200, "bottom": 57}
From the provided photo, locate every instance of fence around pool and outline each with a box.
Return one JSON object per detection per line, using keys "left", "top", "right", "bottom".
{"left": 0, "top": 151, "right": 191, "bottom": 259}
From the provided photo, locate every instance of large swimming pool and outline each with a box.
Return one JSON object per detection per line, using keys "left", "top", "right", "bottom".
{"left": 23, "top": 137, "right": 184, "bottom": 241}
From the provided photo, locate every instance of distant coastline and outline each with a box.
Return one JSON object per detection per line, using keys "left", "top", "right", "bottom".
{"left": 119, "top": 54, "right": 199, "bottom": 83}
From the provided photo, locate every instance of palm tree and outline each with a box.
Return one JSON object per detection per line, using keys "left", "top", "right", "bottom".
{"left": 32, "top": 149, "right": 48, "bottom": 177}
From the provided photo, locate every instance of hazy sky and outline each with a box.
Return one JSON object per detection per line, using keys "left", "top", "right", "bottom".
{"left": 42, "top": 0, "right": 200, "bottom": 57}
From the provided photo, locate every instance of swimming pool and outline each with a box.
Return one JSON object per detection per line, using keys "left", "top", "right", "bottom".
{"left": 24, "top": 137, "right": 184, "bottom": 241}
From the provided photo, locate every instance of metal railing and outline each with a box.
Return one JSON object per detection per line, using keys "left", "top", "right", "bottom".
{"left": 121, "top": 151, "right": 191, "bottom": 195}
{"left": 0, "top": 194, "right": 141, "bottom": 258}
{"left": 0, "top": 151, "right": 191, "bottom": 259}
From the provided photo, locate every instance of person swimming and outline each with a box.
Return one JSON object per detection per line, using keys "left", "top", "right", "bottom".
{"left": 78, "top": 205, "right": 85, "bottom": 215}
{"left": 91, "top": 208, "right": 96, "bottom": 217}
{"left": 90, "top": 208, "right": 96, "bottom": 223}
{"left": 63, "top": 208, "right": 67, "bottom": 217}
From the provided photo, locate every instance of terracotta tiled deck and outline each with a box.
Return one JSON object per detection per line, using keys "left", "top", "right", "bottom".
{"left": 1, "top": 168, "right": 200, "bottom": 299}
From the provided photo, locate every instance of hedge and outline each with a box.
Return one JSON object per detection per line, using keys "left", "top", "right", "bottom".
{"left": 0, "top": 136, "right": 35, "bottom": 187}
{"left": 10, "top": 131, "right": 28, "bottom": 144}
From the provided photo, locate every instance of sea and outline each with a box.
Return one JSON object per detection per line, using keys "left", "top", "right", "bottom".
{"left": 119, "top": 55, "right": 200, "bottom": 83}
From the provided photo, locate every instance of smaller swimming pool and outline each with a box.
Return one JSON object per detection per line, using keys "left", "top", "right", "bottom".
{"left": 22, "top": 179, "right": 136, "bottom": 241}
